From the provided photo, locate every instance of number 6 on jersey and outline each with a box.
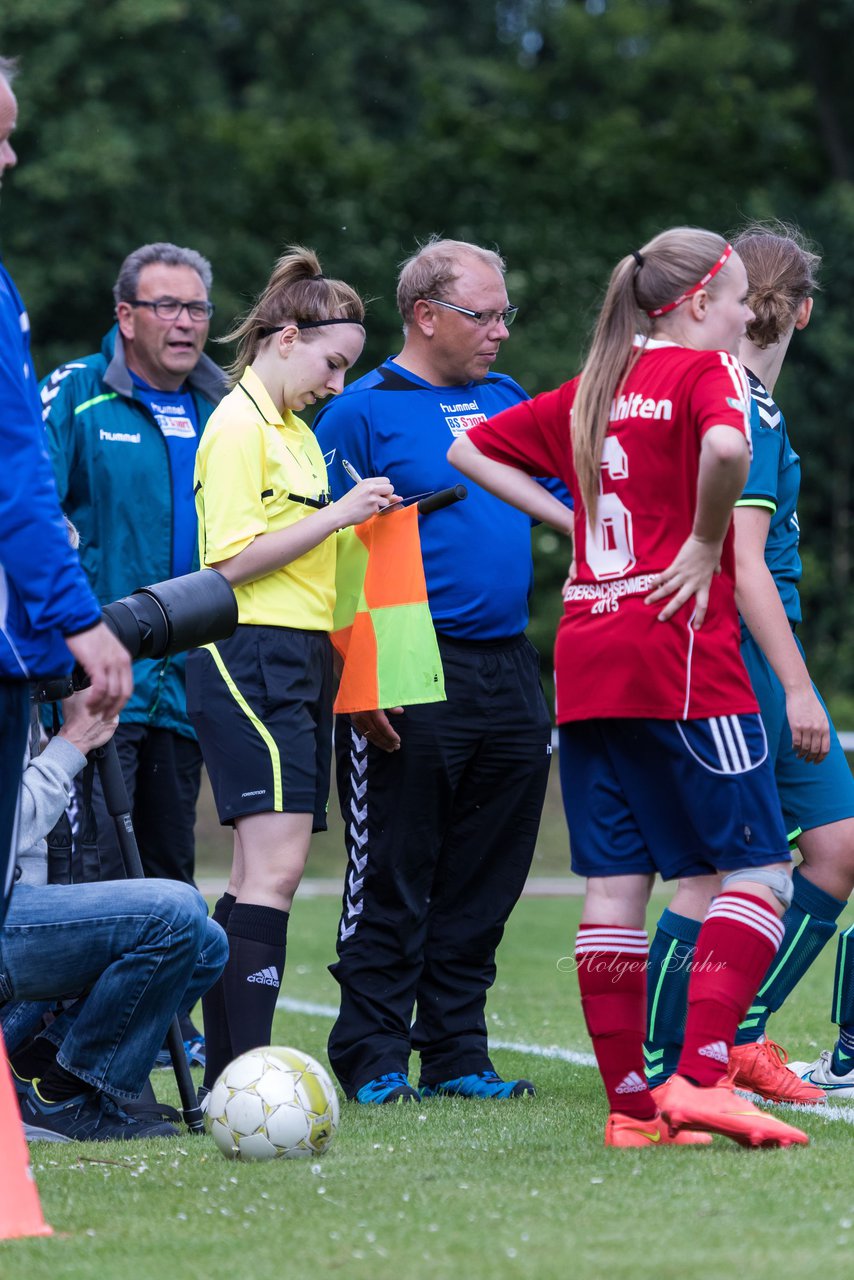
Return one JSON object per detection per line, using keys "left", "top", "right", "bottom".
{"left": 585, "top": 436, "right": 636, "bottom": 581}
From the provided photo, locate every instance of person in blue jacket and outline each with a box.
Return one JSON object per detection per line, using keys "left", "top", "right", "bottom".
{"left": 314, "top": 237, "right": 554, "bottom": 1104}
{"left": 0, "top": 55, "right": 131, "bottom": 928}
{"left": 40, "top": 241, "right": 227, "bottom": 893}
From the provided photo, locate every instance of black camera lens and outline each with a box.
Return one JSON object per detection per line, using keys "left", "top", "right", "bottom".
{"left": 35, "top": 569, "right": 237, "bottom": 703}
{"left": 102, "top": 595, "right": 170, "bottom": 658}
{"left": 102, "top": 568, "right": 237, "bottom": 661}
{"left": 134, "top": 571, "right": 236, "bottom": 656}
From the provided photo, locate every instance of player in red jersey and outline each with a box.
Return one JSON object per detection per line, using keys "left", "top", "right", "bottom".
{"left": 448, "top": 227, "right": 808, "bottom": 1149}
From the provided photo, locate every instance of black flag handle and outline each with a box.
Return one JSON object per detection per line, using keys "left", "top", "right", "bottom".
{"left": 416, "top": 485, "right": 467, "bottom": 515}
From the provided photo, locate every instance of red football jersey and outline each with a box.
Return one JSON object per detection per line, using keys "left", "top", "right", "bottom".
{"left": 469, "top": 340, "right": 760, "bottom": 722}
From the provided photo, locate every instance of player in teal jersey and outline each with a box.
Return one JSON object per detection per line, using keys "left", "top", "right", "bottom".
{"left": 645, "top": 222, "right": 854, "bottom": 1103}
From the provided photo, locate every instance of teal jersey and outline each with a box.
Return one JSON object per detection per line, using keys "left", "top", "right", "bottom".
{"left": 736, "top": 371, "right": 802, "bottom": 625}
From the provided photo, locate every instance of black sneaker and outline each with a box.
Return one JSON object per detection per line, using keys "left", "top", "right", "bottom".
{"left": 21, "top": 1084, "right": 179, "bottom": 1143}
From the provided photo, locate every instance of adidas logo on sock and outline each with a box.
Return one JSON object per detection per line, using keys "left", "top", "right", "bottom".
{"left": 615, "top": 1071, "right": 648, "bottom": 1095}
{"left": 697, "top": 1040, "right": 730, "bottom": 1064}
{"left": 247, "top": 966, "right": 280, "bottom": 988}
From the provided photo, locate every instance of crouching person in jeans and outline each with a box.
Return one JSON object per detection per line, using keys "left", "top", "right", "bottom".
{"left": 1, "top": 687, "right": 228, "bottom": 1142}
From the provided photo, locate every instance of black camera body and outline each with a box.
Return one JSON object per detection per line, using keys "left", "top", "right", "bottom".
{"left": 33, "top": 568, "right": 238, "bottom": 703}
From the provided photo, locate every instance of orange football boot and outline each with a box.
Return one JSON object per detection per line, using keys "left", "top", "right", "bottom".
{"left": 651, "top": 1067, "right": 735, "bottom": 1099}
{"left": 729, "top": 1039, "right": 826, "bottom": 1105}
{"left": 658, "top": 1074, "right": 809, "bottom": 1148}
{"left": 605, "top": 1110, "right": 712, "bottom": 1147}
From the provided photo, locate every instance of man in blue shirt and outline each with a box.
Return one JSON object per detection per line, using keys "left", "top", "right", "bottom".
{"left": 0, "top": 54, "right": 132, "bottom": 929}
{"left": 40, "top": 242, "right": 227, "bottom": 900}
{"left": 315, "top": 237, "right": 554, "bottom": 1103}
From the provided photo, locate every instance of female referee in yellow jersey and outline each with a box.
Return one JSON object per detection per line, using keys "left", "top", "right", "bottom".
{"left": 186, "top": 248, "right": 395, "bottom": 1095}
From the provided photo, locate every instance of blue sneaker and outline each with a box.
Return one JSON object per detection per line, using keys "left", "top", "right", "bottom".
{"left": 354, "top": 1073, "right": 420, "bottom": 1104}
{"left": 154, "top": 1035, "right": 206, "bottom": 1070}
{"left": 420, "top": 1070, "right": 536, "bottom": 1099}
{"left": 184, "top": 1036, "right": 206, "bottom": 1067}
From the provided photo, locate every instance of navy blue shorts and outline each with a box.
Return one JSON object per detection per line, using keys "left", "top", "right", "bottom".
{"left": 742, "top": 631, "right": 854, "bottom": 840}
{"left": 186, "top": 624, "right": 332, "bottom": 831}
{"left": 559, "top": 715, "right": 791, "bottom": 880}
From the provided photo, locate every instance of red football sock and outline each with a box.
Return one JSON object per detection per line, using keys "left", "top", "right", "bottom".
{"left": 679, "top": 891, "right": 784, "bottom": 1087}
{"left": 575, "top": 923, "right": 654, "bottom": 1119}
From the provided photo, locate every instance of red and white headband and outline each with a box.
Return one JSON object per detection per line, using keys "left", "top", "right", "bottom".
{"left": 644, "top": 243, "right": 733, "bottom": 319}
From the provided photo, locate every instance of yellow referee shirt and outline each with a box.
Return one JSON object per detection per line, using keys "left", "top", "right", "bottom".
{"left": 195, "top": 367, "right": 335, "bottom": 629}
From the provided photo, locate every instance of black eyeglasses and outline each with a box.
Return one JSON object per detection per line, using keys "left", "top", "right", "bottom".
{"left": 425, "top": 298, "right": 518, "bottom": 327}
{"left": 127, "top": 298, "right": 215, "bottom": 322}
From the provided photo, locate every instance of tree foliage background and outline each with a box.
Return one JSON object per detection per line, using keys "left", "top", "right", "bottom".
{"left": 3, "top": 0, "right": 854, "bottom": 710}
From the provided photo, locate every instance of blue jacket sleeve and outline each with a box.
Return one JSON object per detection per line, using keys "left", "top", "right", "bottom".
{"left": 0, "top": 270, "right": 101, "bottom": 636}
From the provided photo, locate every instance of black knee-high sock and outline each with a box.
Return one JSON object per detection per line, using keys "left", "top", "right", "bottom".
{"left": 222, "top": 903, "right": 289, "bottom": 1060}
{"left": 201, "top": 892, "right": 236, "bottom": 1091}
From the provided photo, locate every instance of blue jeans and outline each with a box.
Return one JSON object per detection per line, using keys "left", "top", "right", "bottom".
{"left": 0, "top": 879, "right": 227, "bottom": 1098}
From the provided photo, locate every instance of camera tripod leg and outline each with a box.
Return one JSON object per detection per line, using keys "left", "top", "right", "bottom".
{"left": 92, "top": 740, "right": 205, "bottom": 1133}
{"left": 165, "top": 1020, "right": 205, "bottom": 1133}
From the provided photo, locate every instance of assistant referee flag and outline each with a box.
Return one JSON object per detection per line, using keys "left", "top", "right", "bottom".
{"left": 332, "top": 503, "right": 445, "bottom": 713}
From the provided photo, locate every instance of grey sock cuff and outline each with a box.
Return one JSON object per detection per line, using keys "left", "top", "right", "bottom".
{"left": 721, "top": 867, "right": 793, "bottom": 909}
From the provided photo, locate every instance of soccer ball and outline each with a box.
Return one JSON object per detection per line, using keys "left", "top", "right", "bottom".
{"left": 206, "top": 1046, "right": 340, "bottom": 1162}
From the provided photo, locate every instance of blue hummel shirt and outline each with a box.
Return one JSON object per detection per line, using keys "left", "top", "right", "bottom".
{"left": 130, "top": 372, "right": 201, "bottom": 579}
{"left": 315, "top": 358, "right": 571, "bottom": 641}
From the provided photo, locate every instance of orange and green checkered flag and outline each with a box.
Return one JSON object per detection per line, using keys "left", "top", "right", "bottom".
{"left": 332, "top": 503, "right": 445, "bottom": 713}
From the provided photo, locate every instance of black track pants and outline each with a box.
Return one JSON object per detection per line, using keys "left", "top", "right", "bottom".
{"left": 328, "top": 634, "right": 552, "bottom": 1097}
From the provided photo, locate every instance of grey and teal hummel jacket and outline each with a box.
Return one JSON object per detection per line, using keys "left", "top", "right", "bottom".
{"left": 39, "top": 325, "right": 227, "bottom": 738}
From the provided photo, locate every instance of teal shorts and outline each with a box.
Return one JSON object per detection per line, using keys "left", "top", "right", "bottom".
{"left": 741, "top": 630, "right": 854, "bottom": 839}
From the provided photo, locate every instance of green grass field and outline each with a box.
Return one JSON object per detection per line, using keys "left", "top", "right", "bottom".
{"left": 5, "top": 891, "right": 854, "bottom": 1280}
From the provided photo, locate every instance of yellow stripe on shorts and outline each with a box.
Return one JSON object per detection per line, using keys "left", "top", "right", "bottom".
{"left": 203, "top": 642, "right": 282, "bottom": 810}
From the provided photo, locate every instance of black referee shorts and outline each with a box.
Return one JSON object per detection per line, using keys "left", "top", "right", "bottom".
{"left": 186, "top": 624, "right": 332, "bottom": 831}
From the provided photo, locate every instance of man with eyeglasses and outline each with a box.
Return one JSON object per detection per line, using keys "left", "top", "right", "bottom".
{"left": 315, "top": 236, "right": 559, "bottom": 1105}
{"left": 39, "top": 243, "right": 227, "bottom": 1058}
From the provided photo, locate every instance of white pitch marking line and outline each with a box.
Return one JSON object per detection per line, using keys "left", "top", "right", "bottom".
{"left": 275, "top": 997, "right": 854, "bottom": 1123}
{"left": 736, "top": 1090, "right": 854, "bottom": 1126}
{"left": 490, "top": 1038, "right": 596, "bottom": 1068}
{"left": 277, "top": 996, "right": 338, "bottom": 1018}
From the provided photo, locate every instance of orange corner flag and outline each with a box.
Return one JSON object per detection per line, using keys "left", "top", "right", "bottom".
{"left": 332, "top": 503, "right": 446, "bottom": 714}
{"left": 0, "top": 1028, "right": 52, "bottom": 1240}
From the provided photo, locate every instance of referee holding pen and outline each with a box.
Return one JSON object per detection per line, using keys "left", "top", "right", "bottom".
{"left": 186, "top": 248, "right": 395, "bottom": 1098}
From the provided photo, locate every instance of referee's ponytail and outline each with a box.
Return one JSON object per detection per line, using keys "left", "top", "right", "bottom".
{"left": 220, "top": 246, "right": 365, "bottom": 383}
